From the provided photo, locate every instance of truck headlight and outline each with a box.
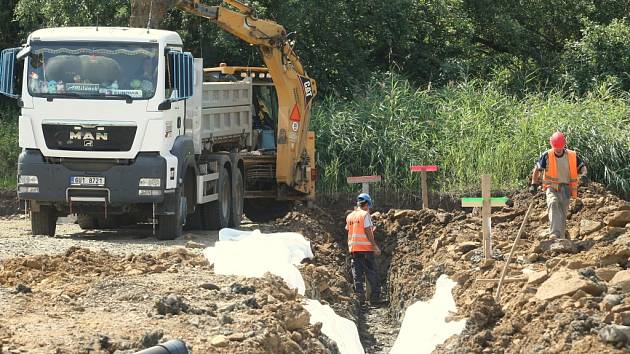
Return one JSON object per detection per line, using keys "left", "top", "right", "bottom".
{"left": 139, "top": 178, "right": 161, "bottom": 187}
{"left": 19, "top": 175, "right": 38, "bottom": 185}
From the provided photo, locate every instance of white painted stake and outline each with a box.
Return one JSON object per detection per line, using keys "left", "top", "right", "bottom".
{"left": 347, "top": 175, "right": 381, "bottom": 197}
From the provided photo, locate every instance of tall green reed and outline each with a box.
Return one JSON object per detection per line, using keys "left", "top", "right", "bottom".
{"left": 311, "top": 73, "right": 630, "bottom": 197}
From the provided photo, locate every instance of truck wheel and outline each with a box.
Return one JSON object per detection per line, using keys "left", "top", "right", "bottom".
{"left": 205, "top": 167, "right": 231, "bottom": 230}
{"left": 78, "top": 215, "right": 97, "bottom": 230}
{"left": 31, "top": 205, "right": 57, "bottom": 236}
{"left": 229, "top": 169, "right": 244, "bottom": 227}
{"left": 158, "top": 186, "right": 186, "bottom": 240}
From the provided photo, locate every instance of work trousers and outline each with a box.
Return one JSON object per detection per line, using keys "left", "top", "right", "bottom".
{"left": 546, "top": 184, "right": 571, "bottom": 238}
{"left": 351, "top": 252, "right": 380, "bottom": 300}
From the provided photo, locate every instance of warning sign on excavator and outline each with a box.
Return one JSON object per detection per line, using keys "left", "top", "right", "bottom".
{"left": 290, "top": 104, "right": 301, "bottom": 121}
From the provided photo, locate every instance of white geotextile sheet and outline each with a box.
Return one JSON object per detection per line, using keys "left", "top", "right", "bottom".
{"left": 204, "top": 228, "right": 314, "bottom": 294}
{"left": 390, "top": 274, "right": 467, "bottom": 354}
{"left": 203, "top": 228, "right": 365, "bottom": 354}
{"left": 303, "top": 299, "right": 365, "bottom": 354}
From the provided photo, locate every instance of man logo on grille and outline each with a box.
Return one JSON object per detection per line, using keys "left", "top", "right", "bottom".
{"left": 69, "top": 131, "right": 108, "bottom": 141}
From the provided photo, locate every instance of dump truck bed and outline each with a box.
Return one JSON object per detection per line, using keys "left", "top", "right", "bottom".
{"left": 186, "top": 60, "right": 253, "bottom": 154}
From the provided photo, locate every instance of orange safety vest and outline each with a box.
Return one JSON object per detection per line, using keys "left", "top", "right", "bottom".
{"left": 346, "top": 209, "right": 374, "bottom": 253}
{"left": 542, "top": 149, "right": 578, "bottom": 199}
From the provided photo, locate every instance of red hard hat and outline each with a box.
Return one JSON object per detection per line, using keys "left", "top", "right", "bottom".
{"left": 549, "top": 132, "right": 566, "bottom": 148}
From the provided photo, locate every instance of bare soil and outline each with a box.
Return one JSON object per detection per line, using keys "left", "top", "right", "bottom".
{"left": 0, "top": 217, "right": 340, "bottom": 354}
{"left": 2, "top": 182, "right": 630, "bottom": 354}
{"left": 371, "top": 183, "right": 630, "bottom": 353}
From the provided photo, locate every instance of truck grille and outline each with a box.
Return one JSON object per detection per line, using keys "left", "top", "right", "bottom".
{"left": 42, "top": 124, "right": 136, "bottom": 152}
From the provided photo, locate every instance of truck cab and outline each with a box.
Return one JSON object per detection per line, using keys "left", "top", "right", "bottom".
{"left": 1, "top": 27, "right": 200, "bottom": 239}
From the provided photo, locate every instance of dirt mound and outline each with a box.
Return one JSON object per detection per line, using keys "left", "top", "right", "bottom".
{"left": 372, "top": 183, "right": 630, "bottom": 352}
{"left": 0, "top": 246, "right": 340, "bottom": 353}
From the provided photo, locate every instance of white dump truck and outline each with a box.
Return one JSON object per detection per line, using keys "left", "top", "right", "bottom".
{"left": 0, "top": 1, "right": 317, "bottom": 239}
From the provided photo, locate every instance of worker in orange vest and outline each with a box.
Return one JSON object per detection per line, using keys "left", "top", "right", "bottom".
{"left": 346, "top": 193, "right": 382, "bottom": 305}
{"left": 530, "top": 132, "right": 588, "bottom": 239}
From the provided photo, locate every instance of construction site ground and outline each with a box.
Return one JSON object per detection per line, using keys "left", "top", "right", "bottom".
{"left": 1, "top": 183, "right": 630, "bottom": 353}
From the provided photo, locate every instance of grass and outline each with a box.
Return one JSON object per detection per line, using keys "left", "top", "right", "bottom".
{"left": 311, "top": 73, "right": 630, "bottom": 197}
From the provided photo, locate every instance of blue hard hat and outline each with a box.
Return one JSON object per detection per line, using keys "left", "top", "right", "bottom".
{"left": 357, "top": 193, "right": 372, "bottom": 208}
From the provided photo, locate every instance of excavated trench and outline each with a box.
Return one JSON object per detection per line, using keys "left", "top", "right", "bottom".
{"left": 314, "top": 193, "right": 468, "bottom": 353}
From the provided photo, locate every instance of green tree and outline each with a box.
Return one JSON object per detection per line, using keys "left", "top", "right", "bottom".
{"left": 461, "top": 0, "right": 630, "bottom": 91}
{"left": 0, "top": 0, "right": 20, "bottom": 49}
{"left": 561, "top": 19, "right": 630, "bottom": 92}
{"left": 14, "top": 0, "right": 129, "bottom": 37}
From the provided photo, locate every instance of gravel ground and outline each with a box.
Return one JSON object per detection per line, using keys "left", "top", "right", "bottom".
{"left": 0, "top": 215, "right": 220, "bottom": 260}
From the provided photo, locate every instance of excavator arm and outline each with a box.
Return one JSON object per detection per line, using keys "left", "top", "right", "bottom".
{"left": 176, "top": 0, "right": 317, "bottom": 198}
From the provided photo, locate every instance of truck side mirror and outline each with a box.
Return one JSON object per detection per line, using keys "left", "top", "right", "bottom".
{"left": 165, "top": 51, "right": 194, "bottom": 102}
{"left": 0, "top": 48, "right": 22, "bottom": 99}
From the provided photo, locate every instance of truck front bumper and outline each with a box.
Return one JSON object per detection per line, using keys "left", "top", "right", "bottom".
{"left": 17, "top": 149, "right": 166, "bottom": 205}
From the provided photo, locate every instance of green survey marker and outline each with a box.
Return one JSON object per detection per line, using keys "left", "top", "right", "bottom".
{"left": 461, "top": 197, "right": 509, "bottom": 208}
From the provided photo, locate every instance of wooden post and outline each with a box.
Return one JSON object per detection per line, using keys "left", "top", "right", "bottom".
{"left": 482, "top": 174, "right": 491, "bottom": 260}
{"left": 461, "top": 175, "right": 507, "bottom": 261}
{"left": 410, "top": 165, "right": 438, "bottom": 209}
{"left": 347, "top": 175, "right": 381, "bottom": 197}
{"left": 421, "top": 171, "right": 428, "bottom": 209}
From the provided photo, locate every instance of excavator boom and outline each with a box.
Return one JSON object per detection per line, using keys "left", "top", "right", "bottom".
{"left": 176, "top": 0, "right": 317, "bottom": 198}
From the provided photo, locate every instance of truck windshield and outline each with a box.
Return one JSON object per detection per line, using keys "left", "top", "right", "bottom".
{"left": 27, "top": 42, "right": 159, "bottom": 100}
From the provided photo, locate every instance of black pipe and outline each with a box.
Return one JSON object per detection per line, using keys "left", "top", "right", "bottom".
{"left": 133, "top": 339, "right": 189, "bottom": 354}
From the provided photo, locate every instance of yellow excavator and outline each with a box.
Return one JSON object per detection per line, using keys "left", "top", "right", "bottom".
{"left": 178, "top": 0, "right": 318, "bottom": 202}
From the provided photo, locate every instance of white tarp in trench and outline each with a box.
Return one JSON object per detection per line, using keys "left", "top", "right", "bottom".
{"left": 390, "top": 274, "right": 467, "bottom": 354}
{"left": 303, "top": 299, "right": 365, "bottom": 354}
{"left": 203, "top": 228, "right": 364, "bottom": 354}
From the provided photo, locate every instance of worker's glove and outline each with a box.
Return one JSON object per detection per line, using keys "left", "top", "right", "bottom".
{"left": 529, "top": 184, "right": 539, "bottom": 195}
{"left": 579, "top": 175, "right": 589, "bottom": 186}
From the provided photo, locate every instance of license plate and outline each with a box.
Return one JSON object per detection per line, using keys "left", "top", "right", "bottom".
{"left": 70, "top": 176, "right": 105, "bottom": 186}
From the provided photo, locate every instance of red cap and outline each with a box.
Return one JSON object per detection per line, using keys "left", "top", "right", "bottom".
{"left": 550, "top": 132, "right": 566, "bottom": 148}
